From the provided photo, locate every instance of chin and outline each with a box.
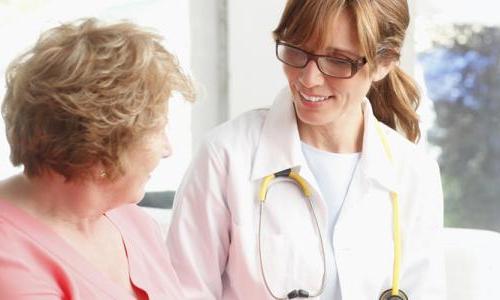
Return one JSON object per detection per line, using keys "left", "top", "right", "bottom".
{"left": 132, "top": 191, "right": 146, "bottom": 204}
{"left": 119, "top": 189, "right": 146, "bottom": 206}
{"left": 296, "top": 110, "right": 334, "bottom": 127}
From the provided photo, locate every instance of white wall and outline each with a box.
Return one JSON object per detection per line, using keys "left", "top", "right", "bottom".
{"left": 227, "top": 1, "right": 287, "bottom": 118}
{"left": 189, "top": 0, "right": 288, "bottom": 150}
{"left": 189, "top": 0, "right": 228, "bottom": 152}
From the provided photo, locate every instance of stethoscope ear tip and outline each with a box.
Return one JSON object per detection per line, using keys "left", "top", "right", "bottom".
{"left": 379, "top": 289, "right": 408, "bottom": 300}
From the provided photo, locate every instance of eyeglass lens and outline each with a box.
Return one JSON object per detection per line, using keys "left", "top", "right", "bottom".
{"left": 277, "top": 43, "right": 354, "bottom": 78}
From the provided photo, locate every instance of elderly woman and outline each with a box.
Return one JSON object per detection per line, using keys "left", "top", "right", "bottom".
{"left": 0, "top": 18, "right": 193, "bottom": 299}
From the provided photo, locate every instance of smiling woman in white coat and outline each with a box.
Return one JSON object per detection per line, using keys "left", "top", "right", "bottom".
{"left": 167, "top": 0, "right": 446, "bottom": 299}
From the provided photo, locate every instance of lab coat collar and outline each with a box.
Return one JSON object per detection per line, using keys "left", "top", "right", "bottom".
{"left": 359, "top": 99, "right": 398, "bottom": 192}
{"left": 250, "top": 87, "right": 305, "bottom": 181}
{"left": 250, "top": 87, "right": 398, "bottom": 193}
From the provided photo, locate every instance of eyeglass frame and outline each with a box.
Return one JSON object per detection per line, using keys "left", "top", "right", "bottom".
{"left": 275, "top": 41, "right": 368, "bottom": 79}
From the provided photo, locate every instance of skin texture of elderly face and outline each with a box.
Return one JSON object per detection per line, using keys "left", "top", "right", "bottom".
{"left": 105, "top": 124, "right": 172, "bottom": 206}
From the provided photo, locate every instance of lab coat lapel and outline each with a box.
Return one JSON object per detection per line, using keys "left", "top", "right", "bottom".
{"left": 336, "top": 99, "right": 398, "bottom": 232}
{"left": 359, "top": 99, "right": 398, "bottom": 192}
{"left": 334, "top": 99, "right": 400, "bottom": 299}
{"left": 249, "top": 87, "right": 322, "bottom": 193}
{"left": 250, "top": 87, "right": 327, "bottom": 227}
{"left": 250, "top": 87, "right": 303, "bottom": 181}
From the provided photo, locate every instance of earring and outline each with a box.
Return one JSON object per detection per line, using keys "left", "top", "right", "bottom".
{"left": 99, "top": 170, "right": 107, "bottom": 178}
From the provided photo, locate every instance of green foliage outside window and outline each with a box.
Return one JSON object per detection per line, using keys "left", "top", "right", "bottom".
{"left": 420, "top": 25, "right": 500, "bottom": 231}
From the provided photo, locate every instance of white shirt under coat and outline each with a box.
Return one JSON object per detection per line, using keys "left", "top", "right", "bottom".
{"left": 301, "top": 142, "right": 361, "bottom": 300}
{"left": 167, "top": 87, "right": 446, "bottom": 300}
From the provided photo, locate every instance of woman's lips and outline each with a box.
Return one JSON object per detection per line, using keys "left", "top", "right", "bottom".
{"left": 299, "top": 91, "right": 331, "bottom": 102}
{"left": 297, "top": 91, "right": 333, "bottom": 107}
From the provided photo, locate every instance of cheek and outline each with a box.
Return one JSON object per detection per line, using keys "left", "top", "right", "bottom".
{"left": 331, "top": 79, "right": 355, "bottom": 94}
{"left": 352, "top": 69, "right": 374, "bottom": 92}
{"left": 352, "top": 78, "right": 373, "bottom": 98}
{"left": 162, "top": 135, "right": 172, "bottom": 158}
{"left": 283, "top": 65, "right": 299, "bottom": 83}
{"left": 141, "top": 135, "right": 169, "bottom": 168}
{"left": 146, "top": 148, "right": 162, "bottom": 168}
{"left": 132, "top": 149, "right": 160, "bottom": 174}
{"left": 326, "top": 74, "right": 371, "bottom": 97}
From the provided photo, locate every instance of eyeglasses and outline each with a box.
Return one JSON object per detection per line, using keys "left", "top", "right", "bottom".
{"left": 275, "top": 41, "right": 367, "bottom": 79}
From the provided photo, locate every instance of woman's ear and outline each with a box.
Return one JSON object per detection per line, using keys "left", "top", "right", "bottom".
{"left": 372, "top": 59, "right": 395, "bottom": 82}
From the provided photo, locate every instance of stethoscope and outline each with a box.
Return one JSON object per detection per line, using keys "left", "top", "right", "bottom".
{"left": 257, "top": 122, "right": 408, "bottom": 300}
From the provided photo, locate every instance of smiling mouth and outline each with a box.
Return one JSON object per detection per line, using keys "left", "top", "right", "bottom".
{"left": 298, "top": 91, "right": 332, "bottom": 103}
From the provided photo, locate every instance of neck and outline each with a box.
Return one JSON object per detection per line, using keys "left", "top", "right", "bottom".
{"left": 10, "top": 173, "right": 112, "bottom": 235}
{"left": 298, "top": 109, "right": 364, "bottom": 153}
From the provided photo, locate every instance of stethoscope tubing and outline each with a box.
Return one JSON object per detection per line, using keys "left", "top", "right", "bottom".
{"left": 257, "top": 178, "right": 327, "bottom": 299}
{"left": 374, "top": 122, "right": 403, "bottom": 298}
{"left": 258, "top": 122, "right": 406, "bottom": 299}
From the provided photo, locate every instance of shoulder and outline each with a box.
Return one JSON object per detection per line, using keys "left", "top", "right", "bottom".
{"left": 377, "top": 125, "right": 444, "bottom": 219}
{"left": 192, "top": 108, "right": 270, "bottom": 165}
{"left": 0, "top": 211, "right": 50, "bottom": 266}
{"left": 380, "top": 123, "right": 440, "bottom": 177}
{"left": 107, "top": 204, "right": 160, "bottom": 236}
{"left": 205, "top": 108, "right": 269, "bottom": 148}
{"left": 0, "top": 218, "right": 62, "bottom": 298}
{"left": 107, "top": 204, "right": 167, "bottom": 248}
{"left": 0, "top": 203, "right": 36, "bottom": 251}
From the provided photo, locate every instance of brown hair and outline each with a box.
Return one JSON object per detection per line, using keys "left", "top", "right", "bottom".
{"left": 2, "top": 18, "right": 194, "bottom": 181}
{"left": 273, "top": 0, "right": 420, "bottom": 142}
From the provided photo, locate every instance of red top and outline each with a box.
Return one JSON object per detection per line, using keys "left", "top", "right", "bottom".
{"left": 0, "top": 200, "right": 182, "bottom": 299}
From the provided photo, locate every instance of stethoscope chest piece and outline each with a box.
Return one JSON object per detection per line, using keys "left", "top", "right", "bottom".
{"left": 379, "top": 289, "right": 408, "bottom": 300}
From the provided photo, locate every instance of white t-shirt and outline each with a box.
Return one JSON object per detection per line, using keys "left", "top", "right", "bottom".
{"left": 301, "top": 142, "right": 361, "bottom": 300}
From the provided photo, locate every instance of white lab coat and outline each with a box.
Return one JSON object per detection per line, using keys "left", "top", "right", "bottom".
{"left": 167, "top": 88, "right": 446, "bottom": 300}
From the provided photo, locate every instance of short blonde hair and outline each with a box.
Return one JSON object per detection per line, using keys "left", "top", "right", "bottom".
{"left": 2, "top": 18, "right": 194, "bottom": 181}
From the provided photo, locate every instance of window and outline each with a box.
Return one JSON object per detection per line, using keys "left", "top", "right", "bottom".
{"left": 415, "top": 0, "right": 500, "bottom": 231}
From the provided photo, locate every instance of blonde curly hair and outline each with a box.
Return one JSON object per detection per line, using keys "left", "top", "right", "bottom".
{"left": 2, "top": 18, "right": 194, "bottom": 181}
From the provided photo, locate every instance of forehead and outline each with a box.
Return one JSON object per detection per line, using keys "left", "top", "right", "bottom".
{"left": 304, "top": 9, "right": 361, "bottom": 57}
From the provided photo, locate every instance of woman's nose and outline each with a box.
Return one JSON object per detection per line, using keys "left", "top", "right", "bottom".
{"left": 298, "top": 60, "right": 325, "bottom": 88}
{"left": 162, "top": 134, "right": 172, "bottom": 159}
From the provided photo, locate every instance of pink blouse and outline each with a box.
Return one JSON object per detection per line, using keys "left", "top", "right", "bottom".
{"left": 0, "top": 200, "right": 183, "bottom": 299}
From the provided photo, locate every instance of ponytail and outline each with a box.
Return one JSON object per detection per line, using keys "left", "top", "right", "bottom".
{"left": 368, "top": 65, "right": 420, "bottom": 142}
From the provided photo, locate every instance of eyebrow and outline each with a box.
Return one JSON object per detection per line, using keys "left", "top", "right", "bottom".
{"left": 324, "top": 46, "right": 361, "bottom": 59}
